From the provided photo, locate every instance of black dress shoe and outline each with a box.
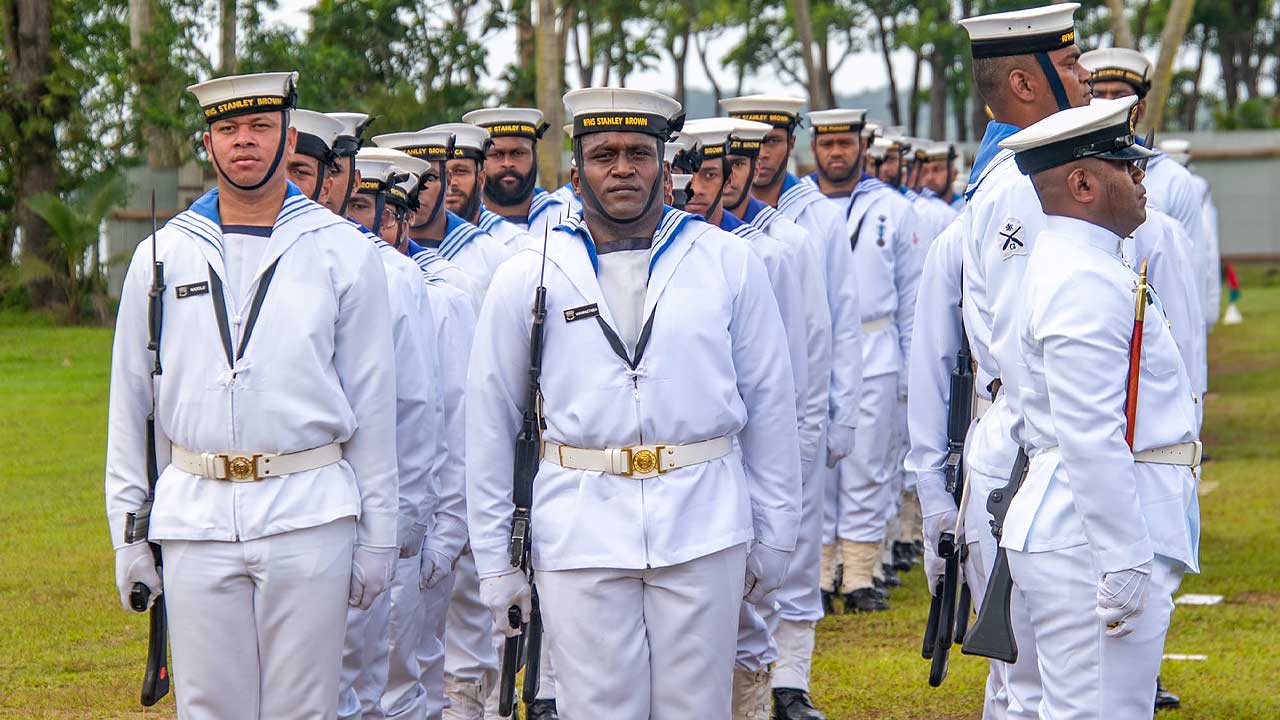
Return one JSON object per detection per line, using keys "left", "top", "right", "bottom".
{"left": 843, "top": 587, "right": 889, "bottom": 612}
{"left": 773, "top": 687, "right": 827, "bottom": 720}
{"left": 821, "top": 590, "right": 836, "bottom": 616}
{"left": 892, "top": 541, "right": 918, "bottom": 571}
{"left": 1154, "top": 677, "right": 1181, "bottom": 711}
{"left": 527, "top": 698, "right": 559, "bottom": 720}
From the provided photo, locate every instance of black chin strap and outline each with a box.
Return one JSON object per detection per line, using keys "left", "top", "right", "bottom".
{"left": 723, "top": 155, "right": 758, "bottom": 213}
{"left": 371, "top": 192, "right": 387, "bottom": 236}
{"left": 211, "top": 111, "right": 290, "bottom": 192}
{"left": 463, "top": 160, "right": 484, "bottom": 222}
{"left": 412, "top": 160, "right": 447, "bottom": 231}
{"left": 309, "top": 156, "right": 330, "bottom": 202}
{"left": 337, "top": 159, "right": 356, "bottom": 216}
{"left": 574, "top": 136, "right": 665, "bottom": 225}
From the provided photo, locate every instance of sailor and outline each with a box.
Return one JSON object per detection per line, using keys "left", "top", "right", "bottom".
{"left": 325, "top": 111, "right": 376, "bottom": 217}
{"left": 461, "top": 106, "right": 571, "bottom": 237}
{"left": 804, "top": 108, "right": 922, "bottom": 612}
{"left": 720, "top": 95, "right": 864, "bottom": 547}
{"left": 429, "top": 121, "right": 538, "bottom": 254}
{"left": 1158, "top": 137, "right": 1221, "bottom": 329}
{"left": 1080, "top": 47, "right": 1215, "bottom": 333}
{"left": 372, "top": 129, "right": 510, "bottom": 305}
{"left": 468, "top": 87, "right": 801, "bottom": 719}
{"left": 339, "top": 150, "right": 443, "bottom": 720}
{"left": 998, "top": 95, "right": 1200, "bottom": 720}
{"left": 918, "top": 142, "right": 965, "bottom": 213}
{"left": 106, "top": 71, "right": 398, "bottom": 718}
{"left": 287, "top": 109, "right": 346, "bottom": 205}
{"left": 665, "top": 134, "right": 700, "bottom": 210}
{"left": 800, "top": 108, "right": 868, "bottom": 199}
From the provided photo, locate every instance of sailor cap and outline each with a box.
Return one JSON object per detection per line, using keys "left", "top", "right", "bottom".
{"left": 1080, "top": 47, "right": 1153, "bottom": 96}
{"left": 423, "top": 123, "right": 491, "bottom": 161}
{"left": 563, "top": 87, "right": 683, "bottom": 140}
{"left": 868, "top": 137, "right": 894, "bottom": 160}
{"left": 863, "top": 122, "right": 883, "bottom": 142}
{"left": 356, "top": 149, "right": 419, "bottom": 207}
{"left": 676, "top": 120, "right": 732, "bottom": 161}
{"left": 670, "top": 173, "right": 694, "bottom": 192}
{"left": 724, "top": 118, "right": 772, "bottom": 156}
{"left": 359, "top": 147, "right": 430, "bottom": 179}
{"left": 188, "top": 71, "right": 298, "bottom": 124}
{"left": 920, "top": 142, "right": 956, "bottom": 161}
{"left": 327, "top": 112, "right": 374, "bottom": 157}
{"left": 462, "top": 107, "right": 549, "bottom": 139}
{"left": 999, "top": 96, "right": 1154, "bottom": 175}
{"left": 960, "top": 3, "right": 1079, "bottom": 59}
{"left": 354, "top": 156, "right": 397, "bottom": 190}
{"left": 720, "top": 95, "right": 806, "bottom": 130}
{"left": 1157, "top": 138, "right": 1191, "bottom": 165}
{"left": 290, "top": 109, "right": 345, "bottom": 162}
{"left": 372, "top": 130, "right": 455, "bottom": 162}
{"left": 807, "top": 109, "right": 868, "bottom": 135}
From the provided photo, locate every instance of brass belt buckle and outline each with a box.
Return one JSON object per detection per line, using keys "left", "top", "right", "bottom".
{"left": 624, "top": 446, "right": 666, "bottom": 477}
{"left": 220, "top": 453, "right": 263, "bottom": 482}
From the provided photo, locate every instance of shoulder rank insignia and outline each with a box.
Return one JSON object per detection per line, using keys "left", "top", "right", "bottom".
{"left": 998, "top": 218, "right": 1025, "bottom": 260}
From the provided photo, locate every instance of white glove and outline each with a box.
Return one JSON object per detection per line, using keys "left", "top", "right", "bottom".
{"left": 922, "top": 541, "right": 945, "bottom": 596}
{"left": 1095, "top": 561, "right": 1153, "bottom": 638}
{"left": 743, "top": 543, "right": 791, "bottom": 604}
{"left": 419, "top": 547, "right": 455, "bottom": 590}
{"left": 115, "top": 542, "right": 162, "bottom": 613}
{"left": 480, "top": 570, "right": 532, "bottom": 638}
{"left": 825, "top": 423, "right": 856, "bottom": 468}
{"left": 398, "top": 521, "right": 429, "bottom": 559}
{"left": 349, "top": 545, "right": 397, "bottom": 610}
{"left": 922, "top": 509, "right": 958, "bottom": 595}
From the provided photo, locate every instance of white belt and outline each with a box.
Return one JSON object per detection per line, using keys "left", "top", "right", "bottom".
{"left": 542, "top": 436, "right": 733, "bottom": 479}
{"left": 1134, "top": 440, "right": 1202, "bottom": 467}
{"left": 861, "top": 315, "right": 892, "bottom": 333}
{"left": 172, "top": 443, "right": 343, "bottom": 482}
{"left": 974, "top": 395, "right": 993, "bottom": 421}
{"left": 1037, "top": 440, "right": 1201, "bottom": 468}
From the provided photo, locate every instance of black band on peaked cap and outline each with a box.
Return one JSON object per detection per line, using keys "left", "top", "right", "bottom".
{"left": 727, "top": 111, "right": 801, "bottom": 132}
{"left": 573, "top": 112, "right": 680, "bottom": 140}
{"left": 202, "top": 90, "right": 297, "bottom": 124}
{"left": 481, "top": 122, "right": 549, "bottom": 140}
{"left": 1012, "top": 119, "right": 1152, "bottom": 176}
{"left": 971, "top": 28, "right": 1076, "bottom": 59}
{"left": 450, "top": 145, "right": 489, "bottom": 162}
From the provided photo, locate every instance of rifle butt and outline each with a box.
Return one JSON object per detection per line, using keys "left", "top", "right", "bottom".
{"left": 140, "top": 594, "right": 170, "bottom": 706}
{"left": 521, "top": 596, "right": 543, "bottom": 705}
{"left": 960, "top": 549, "right": 1018, "bottom": 663}
{"left": 922, "top": 580, "right": 943, "bottom": 660}
{"left": 498, "top": 632, "right": 522, "bottom": 717}
{"left": 955, "top": 582, "right": 972, "bottom": 644}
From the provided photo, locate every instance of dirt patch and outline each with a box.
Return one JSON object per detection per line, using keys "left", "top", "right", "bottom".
{"left": 1227, "top": 591, "right": 1280, "bottom": 607}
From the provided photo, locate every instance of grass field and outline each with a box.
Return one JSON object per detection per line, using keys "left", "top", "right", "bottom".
{"left": 1, "top": 266, "right": 1277, "bottom": 719}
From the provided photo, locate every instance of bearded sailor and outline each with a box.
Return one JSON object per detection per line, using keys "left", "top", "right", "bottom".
{"left": 325, "top": 111, "right": 376, "bottom": 217}
{"left": 430, "top": 121, "right": 538, "bottom": 254}
{"left": 999, "top": 96, "right": 1200, "bottom": 720}
{"left": 468, "top": 87, "right": 801, "bottom": 719}
{"left": 720, "top": 95, "right": 864, "bottom": 532}
{"left": 461, "top": 106, "right": 571, "bottom": 238}
{"left": 801, "top": 108, "right": 868, "bottom": 199}
{"left": 106, "top": 71, "right": 398, "bottom": 719}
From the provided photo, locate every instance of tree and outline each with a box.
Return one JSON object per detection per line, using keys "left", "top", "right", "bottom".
{"left": 537, "top": 0, "right": 565, "bottom": 186}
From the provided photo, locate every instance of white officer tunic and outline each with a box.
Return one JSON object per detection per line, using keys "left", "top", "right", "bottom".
{"left": 1006, "top": 215, "right": 1199, "bottom": 720}
{"left": 478, "top": 206, "right": 538, "bottom": 252}
{"left": 466, "top": 208, "right": 801, "bottom": 720}
{"left": 828, "top": 176, "right": 924, "bottom": 545}
{"left": 105, "top": 184, "right": 398, "bottom": 719}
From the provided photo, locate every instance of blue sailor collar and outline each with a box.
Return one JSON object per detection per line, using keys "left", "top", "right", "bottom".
{"left": 778, "top": 171, "right": 832, "bottom": 216}
{"left": 554, "top": 206, "right": 696, "bottom": 278}
{"left": 901, "top": 186, "right": 920, "bottom": 201}
{"left": 528, "top": 187, "right": 565, "bottom": 225}
{"left": 966, "top": 121, "right": 1021, "bottom": 199}
{"left": 720, "top": 208, "right": 768, "bottom": 243}
{"left": 477, "top": 207, "right": 508, "bottom": 234}
{"left": 439, "top": 211, "right": 485, "bottom": 261}
{"left": 168, "top": 181, "right": 323, "bottom": 256}
{"left": 741, "top": 196, "right": 785, "bottom": 233}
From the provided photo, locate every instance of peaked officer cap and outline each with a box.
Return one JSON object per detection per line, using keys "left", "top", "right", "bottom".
{"left": 999, "top": 96, "right": 1154, "bottom": 175}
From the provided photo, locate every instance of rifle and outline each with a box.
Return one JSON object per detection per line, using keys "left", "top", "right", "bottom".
{"left": 498, "top": 224, "right": 551, "bottom": 718}
{"left": 122, "top": 190, "right": 171, "bottom": 706}
{"left": 921, "top": 331, "right": 973, "bottom": 686}
{"left": 960, "top": 446, "right": 1029, "bottom": 664}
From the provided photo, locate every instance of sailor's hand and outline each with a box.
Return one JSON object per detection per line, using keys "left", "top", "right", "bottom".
{"left": 419, "top": 546, "right": 455, "bottom": 590}
{"left": 825, "top": 423, "right": 856, "bottom": 468}
{"left": 921, "top": 508, "right": 958, "bottom": 593}
{"left": 349, "top": 545, "right": 397, "bottom": 610}
{"left": 1096, "top": 561, "right": 1152, "bottom": 638}
{"left": 115, "top": 541, "right": 162, "bottom": 612}
{"left": 743, "top": 543, "right": 791, "bottom": 604}
{"left": 480, "top": 570, "right": 531, "bottom": 637}
{"left": 398, "top": 521, "right": 429, "bottom": 559}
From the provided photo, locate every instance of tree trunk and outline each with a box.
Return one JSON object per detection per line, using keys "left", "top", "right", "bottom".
{"left": 1143, "top": 0, "right": 1194, "bottom": 133}
{"left": 694, "top": 31, "right": 723, "bottom": 105}
{"left": 816, "top": 33, "right": 835, "bottom": 108}
{"left": 1105, "top": 0, "right": 1133, "bottom": 48}
{"left": 536, "top": 0, "right": 564, "bottom": 187}
{"left": 518, "top": 0, "right": 536, "bottom": 72}
{"left": 929, "top": 49, "right": 947, "bottom": 139}
{"left": 5, "top": 0, "right": 60, "bottom": 306}
{"left": 219, "top": 0, "right": 236, "bottom": 74}
{"left": 875, "top": 12, "right": 901, "bottom": 125}
{"left": 670, "top": 24, "right": 690, "bottom": 106}
{"left": 908, "top": 50, "right": 922, "bottom": 135}
{"left": 1185, "top": 29, "right": 1207, "bottom": 130}
{"left": 787, "top": 0, "right": 823, "bottom": 108}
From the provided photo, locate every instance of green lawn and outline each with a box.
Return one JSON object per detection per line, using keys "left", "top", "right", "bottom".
{"left": 0, "top": 266, "right": 1277, "bottom": 719}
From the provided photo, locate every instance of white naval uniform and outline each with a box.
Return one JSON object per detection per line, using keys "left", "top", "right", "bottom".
{"left": 338, "top": 234, "right": 442, "bottom": 720}
{"left": 548, "top": 183, "right": 583, "bottom": 219}
{"left": 738, "top": 197, "right": 833, "bottom": 690}
{"left": 1142, "top": 154, "right": 1213, "bottom": 329}
{"left": 466, "top": 209, "right": 802, "bottom": 720}
{"left": 501, "top": 187, "right": 573, "bottom": 238}
{"left": 1192, "top": 175, "right": 1222, "bottom": 328}
{"left": 409, "top": 241, "right": 484, "bottom": 311}
{"left": 905, "top": 222, "right": 1040, "bottom": 719}
{"left": 1007, "top": 215, "right": 1199, "bottom": 720}
{"left": 413, "top": 211, "right": 513, "bottom": 305}
{"left": 827, "top": 176, "right": 923, "bottom": 548}
{"left": 478, "top": 207, "right": 537, "bottom": 252}
{"left": 105, "top": 184, "right": 398, "bottom": 719}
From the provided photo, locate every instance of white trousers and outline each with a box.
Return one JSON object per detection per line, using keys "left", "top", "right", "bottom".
{"left": 776, "top": 455, "right": 824, "bottom": 622}
{"left": 824, "top": 373, "right": 899, "bottom": 543}
{"left": 383, "top": 557, "right": 429, "bottom": 720}
{"left": 537, "top": 544, "right": 748, "bottom": 720}
{"left": 967, "top": 468, "right": 1042, "bottom": 720}
{"left": 417, "top": 571, "right": 456, "bottom": 720}
{"left": 1008, "top": 544, "right": 1183, "bottom": 720}
{"left": 161, "top": 518, "right": 354, "bottom": 720}
{"left": 340, "top": 589, "right": 391, "bottom": 720}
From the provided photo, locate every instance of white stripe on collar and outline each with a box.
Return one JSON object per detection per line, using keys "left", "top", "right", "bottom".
{"left": 439, "top": 221, "right": 483, "bottom": 261}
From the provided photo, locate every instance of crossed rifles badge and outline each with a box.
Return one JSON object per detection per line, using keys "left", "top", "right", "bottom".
{"left": 999, "top": 217, "right": 1026, "bottom": 260}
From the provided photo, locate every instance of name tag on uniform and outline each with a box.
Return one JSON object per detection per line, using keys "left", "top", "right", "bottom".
{"left": 176, "top": 281, "right": 209, "bottom": 299}
{"left": 564, "top": 303, "right": 599, "bottom": 323}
